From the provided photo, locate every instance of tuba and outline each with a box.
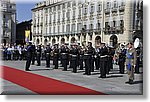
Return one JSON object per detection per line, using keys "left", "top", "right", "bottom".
{"left": 134, "top": 38, "right": 140, "bottom": 49}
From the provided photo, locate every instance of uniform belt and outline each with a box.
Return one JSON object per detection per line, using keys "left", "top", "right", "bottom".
{"left": 72, "top": 55, "right": 77, "bottom": 57}
{"left": 54, "top": 53, "right": 58, "bottom": 54}
{"left": 84, "top": 54, "right": 91, "bottom": 56}
{"left": 46, "top": 53, "right": 50, "bottom": 54}
{"left": 62, "top": 53, "right": 67, "bottom": 55}
{"left": 100, "top": 55, "right": 108, "bottom": 58}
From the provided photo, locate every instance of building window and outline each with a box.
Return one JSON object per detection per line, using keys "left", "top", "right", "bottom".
{"left": 72, "top": 1, "right": 76, "bottom": 6}
{"left": 53, "top": 6, "right": 56, "bottom": 11}
{"left": 62, "top": 25, "right": 64, "bottom": 33}
{"left": 66, "top": 24, "right": 70, "bottom": 33}
{"left": 45, "top": 8, "right": 48, "bottom": 13}
{"left": 72, "top": 24, "right": 76, "bottom": 32}
{"left": 121, "top": 0, "right": 125, "bottom": 6}
{"left": 113, "top": 21, "right": 116, "bottom": 27}
{"left": 114, "top": 1, "right": 118, "bottom": 8}
{"left": 58, "top": 26, "right": 60, "bottom": 33}
{"left": 58, "top": 5, "right": 60, "bottom": 10}
{"left": 54, "top": 13, "right": 56, "bottom": 21}
{"left": 49, "top": 14, "right": 52, "bottom": 24}
{"left": 83, "top": 25, "right": 87, "bottom": 30}
{"left": 89, "top": 24, "right": 93, "bottom": 30}
{"left": 120, "top": 20, "right": 124, "bottom": 27}
{"left": 45, "top": 16, "right": 48, "bottom": 25}
{"left": 58, "top": 12, "right": 60, "bottom": 21}
{"left": 77, "top": 23, "right": 82, "bottom": 32}
{"left": 49, "top": 8, "right": 52, "bottom": 12}
{"left": 105, "top": 22, "right": 110, "bottom": 29}
{"left": 90, "top": 4, "right": 94, "bottom": 14}
{"left": 67, "top": 2, "right": 71, "bottom": 8}
{"left": 66, "top": 11, "right": 70, "bottom": 20}
{"left": 84, "top": 35, "right": 86, "bottom": 40}
{"left": 73, "top": 10, "right": 75, "bottom": 19}
{"left": 53, "top": 26, "right": 55, "bottom": 33}
{"left": 106, "top": 2, "right": 110, "bottom": 9}
{"left": 97, "top": 3, "right": 102, "bottom": 12}
{"left": 90, "top": 35, "right": 92, "bottom": 40}
{"left": 49, "top": 27, "right": 51, "bottom": 34}
{"left": 63, "top": 3, "right": 65, "bottom": 9}
{"left": 97, "top": 23, "right": 101, "bottom": 30}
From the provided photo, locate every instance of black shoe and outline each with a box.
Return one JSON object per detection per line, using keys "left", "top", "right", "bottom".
{"left": 83, "top": 73, "right": 87, "bottom": 75}
{"left": 129, "top": 80, "right": 134, "bottom": 84}
{"left": 125, "top": 79, "right": 134, "bottom": 84}
{"left": 125, "top": 81, "right": 130, "bottom": 84}
{"left": 99, "top": 76, "right": 106, "bottom": 78}
{"left": 26, "top": 69, "right": 31, "bottom": 71}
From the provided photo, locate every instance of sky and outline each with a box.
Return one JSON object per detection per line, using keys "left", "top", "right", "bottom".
{"left": 16, "top": 0, "right": 44, "bottom": 23}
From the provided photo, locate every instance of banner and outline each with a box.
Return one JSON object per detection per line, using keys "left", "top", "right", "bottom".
{"left": 25, "top": 30, "right": 30, "bottom": 43}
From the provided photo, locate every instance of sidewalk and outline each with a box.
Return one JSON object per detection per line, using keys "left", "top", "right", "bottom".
{"left": 1, "top": 61, "right": 143, "bottom": 95}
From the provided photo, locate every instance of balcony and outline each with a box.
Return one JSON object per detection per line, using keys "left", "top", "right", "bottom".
{"left": 40, "top": 23, "right": 43, "bottom": 26}
{"left": 57, "top": 19, "right": 60, "bottom": 23}
{"left": 104, "top": 9, "right": 110, "bottom": 14}
{"left": 53, "top": 20, "right": 56, "bottom": 24}
{"left": 78, "top": 15, "right": 81, "bottom": 19}
{"left": 3, "top": 34, "right": 9, "bottom": 38}
{"left": 62, "top": 18, "right": 65, "bottom": 22}
{"left": 72, "top": 16, "right": 76, "bottom": 20}
{"left": 111, "top": 8, "right": 118, "bottom": 13}
{"left": 103, "top": 26, "right": 124, "bottom": 34}
{"left": 119, "top": 6, "right": 125, "bottom": 12}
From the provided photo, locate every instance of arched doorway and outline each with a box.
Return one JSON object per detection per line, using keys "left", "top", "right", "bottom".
{"left": 61, "top": 38, "right": 65, "bottom": 44}
{"left": 95, "top": 36, "right": 101, "bottom": 46}
{"left": 44, "top": 39, "right": 48, "bottom": 45}
{"left": 36, "top": 39, "right": 40, "bottom": 45}
{"left": 71, "top": 37, "right": 76, "bottom": 43}
{"left": 110, "top": 35, "right": 118, "bottom": 47}
{"left": 52, "top": 38, "right": 56, "bottom": 45}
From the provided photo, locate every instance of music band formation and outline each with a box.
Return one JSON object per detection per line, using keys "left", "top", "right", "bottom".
{"left": 1, "top": 41, "right": 142, "bottom": 85}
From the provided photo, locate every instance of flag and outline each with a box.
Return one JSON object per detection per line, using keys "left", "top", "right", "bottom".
{"left": 25, "top": 30, "right": 30, "bottom": 43}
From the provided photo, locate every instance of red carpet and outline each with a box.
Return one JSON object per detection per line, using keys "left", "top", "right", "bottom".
{"left": 0, "top": 66, "right": 106, "bottom": 95}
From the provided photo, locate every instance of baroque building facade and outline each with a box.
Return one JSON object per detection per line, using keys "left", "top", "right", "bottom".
{"left": 32, "top": 0, "right": 143, "bottom": 47}
{"left": 1, "top": 0, "right": 16, "bottom": 45}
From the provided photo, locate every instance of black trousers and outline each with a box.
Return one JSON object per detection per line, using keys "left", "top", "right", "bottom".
{"left": 72, "top": 57, "right": 78, "bottom": 73}
{"left": 91, "top": 57, "right": 95, "bottom": 72}
{"left": 7, "top": 54, "right": 11, "bottom": 60}
{"left": 84, "top": 55, "right": 92, "bottom": 75}
{"left": 79, "top": 58, "right": 83, "bottom": 70}
{"left": 106, "top": 57, "right": 111, "bottom": 74}
{"left": 119, "top": 61, "right": 125, "bottom": 74}
{"left": 32, "top": 54, "right": 35, "bottom": 65}
{"left": 69, "top": 60, "right": 73, "bottom": 68}
{"left": 25, "top": 57, "right": 32, "bottom": 70}
{"left": 95, "top": 57, "right": 100, "bottom": 70}
{"left": 62, "top": 59, "right": 67, "bottom": 71}
{"left": 135, "top": 57, "right": 140, "bottom": 73}
{"left": 37, "top": 54, "right": 41, "bottom": 66}
{"left": 100, "top": 57, "right": 108, "bottom": 78}
{"left": 53, "top": 56, "right": 58, "bottom": 69}
{"left": 46, "top": 54, "right": 50, "bottom": 67}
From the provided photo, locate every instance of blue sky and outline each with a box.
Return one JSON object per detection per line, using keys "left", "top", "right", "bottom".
{"left": 16, "top": 0, "right": 43, "bottom": 23}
